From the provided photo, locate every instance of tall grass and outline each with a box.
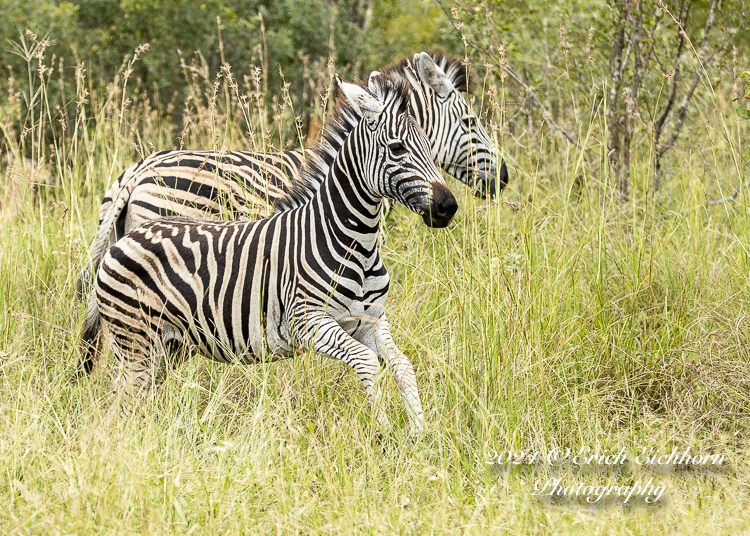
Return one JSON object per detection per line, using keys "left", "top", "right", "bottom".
{"left": 0, "top": 30, "right": 749, "bottom": 534}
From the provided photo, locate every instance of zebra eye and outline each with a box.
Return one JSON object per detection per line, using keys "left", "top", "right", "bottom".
{"left": 462, "top": 116, "right": 473, "bottom": 126}
{"left": 388, "top": 142, "right": 407, "bottom": 156}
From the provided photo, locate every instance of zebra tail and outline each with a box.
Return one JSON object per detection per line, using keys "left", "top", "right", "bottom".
{"left": 499, "top": 159, "right": 509, "bottom": 192}
{"left": 79, "top": 285, "right": 104, "bottom": 375}
{"left": 74, "top": 174, "right": 132, "bottom": 301}
{"left": 75, "top": 265, "right": 94, "bottom": 301}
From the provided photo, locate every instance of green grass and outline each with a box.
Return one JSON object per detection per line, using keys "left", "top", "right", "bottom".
{"left": 1, "top": 39, "right": 749, "bottom": 534}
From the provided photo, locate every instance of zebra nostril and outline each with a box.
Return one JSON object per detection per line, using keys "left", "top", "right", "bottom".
{"left": 441, "top": 196, "right": 458, "bottom": 218}
{"left": 421, "top": 184, "right": 457, "bottom": 228}
{"left": 432, "top": 189, "right": 458, "bottom": 220}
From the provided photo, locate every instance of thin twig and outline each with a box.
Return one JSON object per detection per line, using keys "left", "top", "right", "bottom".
{"left": 434, "top": 0, "right": 582, "bottom": 148}
{"left": 657, "top": 0, "right": 720, "bottom": 158}
{"left": 707, "top": 182, "right": 750, "bottom": 206}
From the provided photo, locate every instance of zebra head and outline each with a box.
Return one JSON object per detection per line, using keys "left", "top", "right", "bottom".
{"left": 338, "top": 74, "right": 458, "bottom": 228}
{"left": 386, "top": 52, "right": 504, "bottom": 199}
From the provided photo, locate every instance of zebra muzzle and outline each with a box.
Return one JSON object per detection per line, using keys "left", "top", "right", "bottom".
{"left": 421, "top": 184, "right": 458, "bottom": 228}
{"left": 474, "top": 169, "right": 496, "bottom": 199}
{"left": 471, "top": 162, "right": 508, "bottom": 199}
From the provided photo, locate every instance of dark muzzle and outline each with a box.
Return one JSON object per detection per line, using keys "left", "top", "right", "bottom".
{"left": 472, "top": 159, "right": 509, "bottom": 199}
{"left": 422, "top": 184, "right": 458, "bottom": 228}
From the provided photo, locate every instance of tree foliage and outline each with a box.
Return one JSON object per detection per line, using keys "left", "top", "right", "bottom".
{"left": 1, "top": 0, "right": 458, "bottom": 111}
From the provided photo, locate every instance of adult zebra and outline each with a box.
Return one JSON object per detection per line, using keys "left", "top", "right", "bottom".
{"left": 80, "top": 74, "right": 457, "bottom": 436}
{"left": 75, "top": 52, "right": 507, "bottom": 299}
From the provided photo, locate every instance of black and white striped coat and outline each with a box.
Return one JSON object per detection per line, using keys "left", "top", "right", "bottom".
{"left": 79, "top": 74, "right": 458, "bottom": 436}
{"left": 76, "top": 52, "right": 506, "bottom": 298}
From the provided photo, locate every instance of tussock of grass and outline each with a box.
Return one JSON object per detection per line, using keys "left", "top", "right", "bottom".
{"left": 1, "top": 34, "right": 749, "bottom": 534}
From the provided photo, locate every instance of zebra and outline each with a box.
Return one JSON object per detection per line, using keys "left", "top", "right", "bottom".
{"left": 75, "top": 52, "right": 507, "bottom": 299}
{"left": 79, "top": 73, "right": 458, "bottom": 436}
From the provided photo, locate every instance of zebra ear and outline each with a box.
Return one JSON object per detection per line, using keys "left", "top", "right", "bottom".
{"left": 336, "top": 74, "right": 385, "bottom": 122}
{"left": 367, "top": 70, "right": 398, "bottom": 101}
{"left": 367, "top": 71, "right": 382, "bottom": 92}
{"left": 414, "top": 52, "right": 454, "bottom": 97}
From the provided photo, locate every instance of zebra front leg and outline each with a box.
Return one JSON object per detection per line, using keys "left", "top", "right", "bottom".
{"left": 370, "top": 315, "right": 425, "bottom": 437}
{"left": 299, "top": 314, "right": 391, "bottom": 433}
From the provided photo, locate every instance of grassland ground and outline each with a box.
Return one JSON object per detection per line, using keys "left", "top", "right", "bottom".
{"left": 1, "top": 45, "right": 749, "bottom": 534}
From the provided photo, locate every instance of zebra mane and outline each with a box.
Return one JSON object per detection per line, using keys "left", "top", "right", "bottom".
{"left": 274, "top": 76, "right": 411, "bottom": 213}
{"left": 381, "top": 51, "right": 470, "bottom": 94}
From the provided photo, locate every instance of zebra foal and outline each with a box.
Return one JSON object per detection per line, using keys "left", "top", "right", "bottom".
{"left": 80, "top": 74, "right": 458, "bottom": 436}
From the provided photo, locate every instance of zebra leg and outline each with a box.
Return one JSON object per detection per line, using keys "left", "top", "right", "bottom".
{"left": 112, "top": 333, "right": 168, "bottom": 414}
{"left": 299, "top": 315, "right": 391, "bottom": 433}
{"left": 367, "top": 314, "right": 425, "bottom": 437}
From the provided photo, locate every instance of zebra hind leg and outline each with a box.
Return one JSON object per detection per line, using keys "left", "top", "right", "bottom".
{"left": 111, "top": 334, "right": 169, "bottom": 416}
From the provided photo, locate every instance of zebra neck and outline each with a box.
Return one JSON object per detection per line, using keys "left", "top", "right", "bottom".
{"left": 311, "top": 160, "right": 382, "bottom": 254}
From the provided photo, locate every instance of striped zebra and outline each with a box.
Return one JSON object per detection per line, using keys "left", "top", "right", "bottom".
{"left": 75, "top": 52, "right": 507, "bottom": 298}
{"left": 79, "top": 74, "right": 458, "bottom": 436}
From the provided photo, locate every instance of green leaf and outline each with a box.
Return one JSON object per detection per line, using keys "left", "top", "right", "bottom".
{"left": 740, "top": 71, "right": 750, "bottom": 78}
{"left": 737, "top": 107, "right": 750, "bottom": 120}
